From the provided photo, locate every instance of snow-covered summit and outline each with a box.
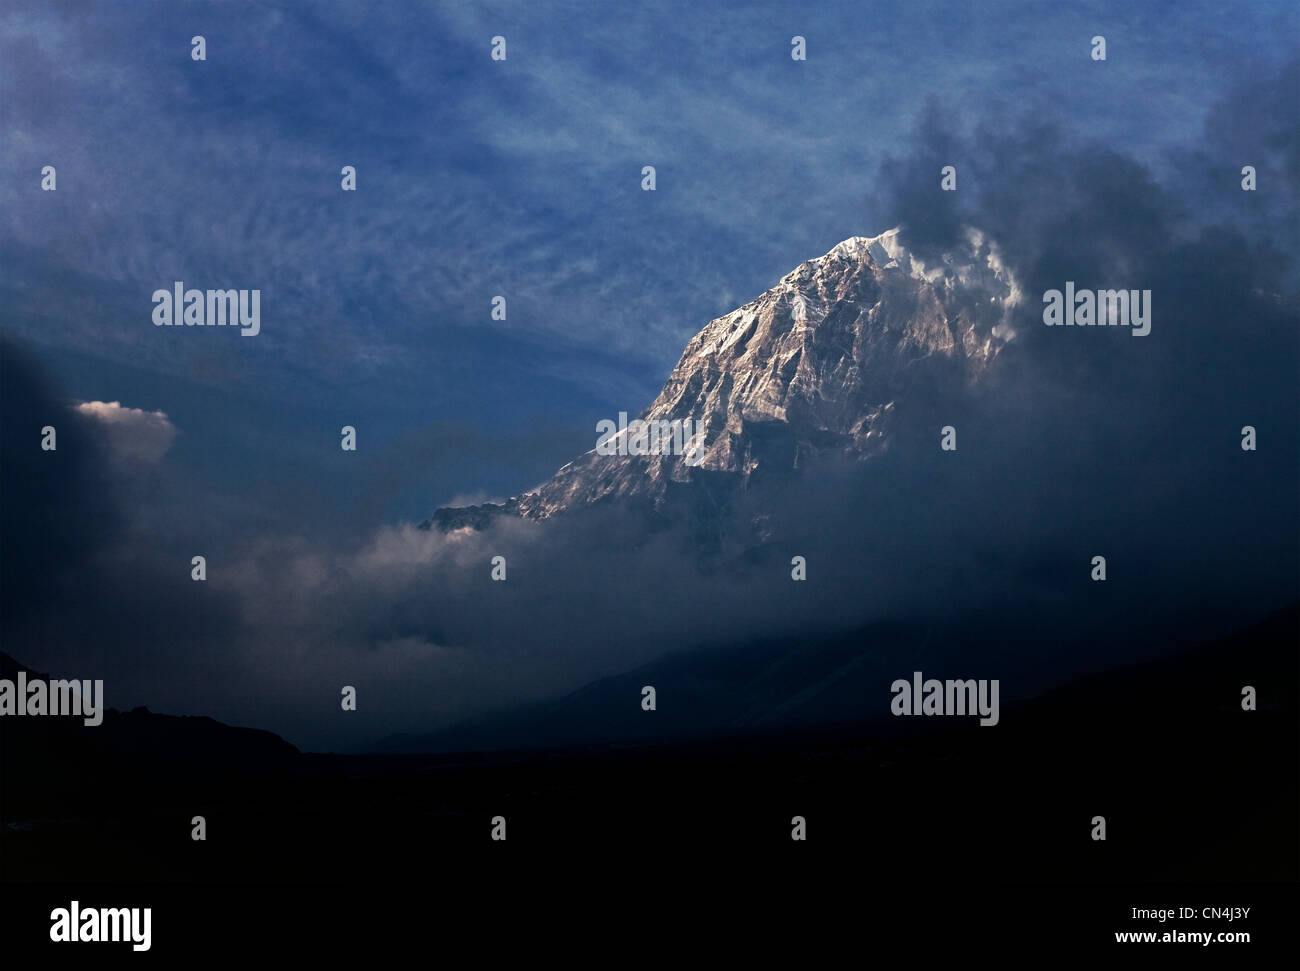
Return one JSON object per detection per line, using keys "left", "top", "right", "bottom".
{"left": 429, "top": 227, "right": 1021, "bottom": 526}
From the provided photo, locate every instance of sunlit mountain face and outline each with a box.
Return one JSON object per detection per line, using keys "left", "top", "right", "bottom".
{"left": 428, "top": 228, "right": 1017, "bottom": 530}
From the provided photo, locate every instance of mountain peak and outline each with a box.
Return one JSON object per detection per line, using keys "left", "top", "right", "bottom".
{"left": 826, "top": 228, "right": 905, "bottom": 267}
{"left": 427, "top": 226, "right": 1021, "bottom": 528}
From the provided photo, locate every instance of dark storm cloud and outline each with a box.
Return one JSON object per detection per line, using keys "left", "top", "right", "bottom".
{"left": 855, "top": 59, "right": 1299, "bottom": 661}
{"left": 1, "top": 335, "right": 246, "bottom": 701}
{"left": 870, "top": 60, "right": 1299, "bottom": 446}
{"left": 0, "top": 337, "right": 119, "bottom": 631}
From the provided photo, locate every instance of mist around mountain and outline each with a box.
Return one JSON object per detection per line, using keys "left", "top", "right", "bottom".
{"left": 374, "top": 601, "right": 1299, "bottom": 755}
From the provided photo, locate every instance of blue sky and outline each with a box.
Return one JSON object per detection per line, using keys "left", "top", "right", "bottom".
{"left": 4, "top": 0, "right": 1295, "bottom": 531}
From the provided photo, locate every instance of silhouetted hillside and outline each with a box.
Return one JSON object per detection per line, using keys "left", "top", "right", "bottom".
{"left": 2, "top": 606, "right": 1292, "bottom": 885}
{"left": 1, "top": 651, "right": 300, "bottom": 823}
{"left": 377, "top": 604, "right": 1298, "bottom": 754}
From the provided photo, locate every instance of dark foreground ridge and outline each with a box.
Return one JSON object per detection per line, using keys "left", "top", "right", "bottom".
{"left": 2, "top": 604, "right": 1294, "bottom": 887}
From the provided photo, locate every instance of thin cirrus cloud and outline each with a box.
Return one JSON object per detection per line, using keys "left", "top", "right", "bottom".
{"left": 3, "top": 0, "right": 1293, "bottom": 403}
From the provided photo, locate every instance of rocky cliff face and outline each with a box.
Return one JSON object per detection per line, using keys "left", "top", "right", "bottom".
{"left": 426, "top": 227, "right": 1021, "bottom": 529}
